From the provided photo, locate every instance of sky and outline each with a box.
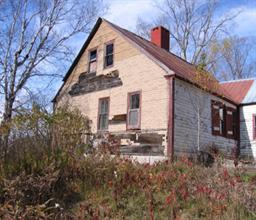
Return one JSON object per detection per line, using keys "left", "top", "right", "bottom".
{"left": 48, "top": 0, "right": 256, "bottom": 105}
{"left": 1, "top": 0, "right": 256, "bottom": 116}
{"left": 104, "top": 0, "right": 256, "bottom": 37}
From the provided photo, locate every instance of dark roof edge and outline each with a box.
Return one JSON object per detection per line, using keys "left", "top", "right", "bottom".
{"left": 239, "top": 102, "right": 256, "bottom": 106}
{"left": 63, "top": 17, "right": 102, "bottom": 82}
{"left": 52, "top": 17, "right": 103, "bottom": 102}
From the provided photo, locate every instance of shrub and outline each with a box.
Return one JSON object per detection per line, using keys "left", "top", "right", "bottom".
{"left": 1, "top": 150, "right": 256, "bottom": 219}
{"left": 0, "top": 106, "right": 255, "bottom": 219}
{"left": 2, "top": 105, "right": 91, "bottom": 169}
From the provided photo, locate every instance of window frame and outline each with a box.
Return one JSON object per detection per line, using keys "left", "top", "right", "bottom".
{"left": 211, "top": 100, "right": 237, "bottom": 140}
{"left": 104, "top": 41, "right": 114, "bottom": 69}
{"left": 253, "top": 114, "right": 256, "bottom": 140}
{"left": 97, "top": 97, "right": 110, "bottom": 131}
{"left": 211, "top": 100, "right": 221, "bottom": 135}
{"left": 127, "top": 91, "right": 141, "bottom": 130}
{"left": 219, "top": 105, "right": 226, "bottom": 137}
{"left": 88, "top": 48, "right": 98, "bottom": 73}
{"left": 226, "top": 107, "right": 237, "bottom": 139}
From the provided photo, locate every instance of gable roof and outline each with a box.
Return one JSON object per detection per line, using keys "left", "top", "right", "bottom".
{"left": 53, "top": 17, "right": 237, "bottom": 104}
{"left": 104, "top": 19, "right": 237, "bottom": 104}
{"left": 220, "top": 79, "right": 256, "bottom": 104}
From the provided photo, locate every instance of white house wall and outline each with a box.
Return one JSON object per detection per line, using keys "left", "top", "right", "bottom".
{"left": 240, "top": 105, "right": 256, "bottom": 160}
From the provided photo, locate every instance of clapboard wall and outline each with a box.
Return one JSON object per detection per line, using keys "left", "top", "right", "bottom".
{"left": 240, "top": 105, "right": 256, "bottom": 160}
{"left": 173, "top": 78, "right": 237, "bottom": 157}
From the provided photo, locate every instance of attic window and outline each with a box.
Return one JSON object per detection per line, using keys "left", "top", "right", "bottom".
{"left": 88, "top": 49, "right": 97, "bottom": 73}
{"left": 104, "top": 43, "right": 114, "bottom": 67}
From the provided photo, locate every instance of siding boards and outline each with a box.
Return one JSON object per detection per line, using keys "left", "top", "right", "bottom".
{"left": 56, "top": 20, "right": 169, "bottom": 155}
{"left": 174, "top": 78, "right": 237, "bottom": 157}
{"left": 240, "top": 105, "right": 256, "bottom": 159}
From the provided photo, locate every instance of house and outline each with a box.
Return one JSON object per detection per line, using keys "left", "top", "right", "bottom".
{"left": 53, "top": 18, "right": 256, "bottom": 161}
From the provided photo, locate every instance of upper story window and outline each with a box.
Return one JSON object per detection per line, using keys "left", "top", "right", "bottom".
{"left": 127, "top": 91, "right": 141, "bottom": 130}
{"left": 88, "top": 49, "right": 97, "bottom": 73}
{"left": 253, "top": 114, "right": 256, "bottom": 140}
{"left": 104, "top": 43, "right": 114, "bottom": 68}
{"left": 98, "top": 97, "right": 109, "bottom": 131}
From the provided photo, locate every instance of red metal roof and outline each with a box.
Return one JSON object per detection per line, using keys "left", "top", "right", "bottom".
{"left": 220, "top": 80, "right": 254, "bottom": 103}
{"left": 105, "top": 20, "right": 237, "bottom": 104}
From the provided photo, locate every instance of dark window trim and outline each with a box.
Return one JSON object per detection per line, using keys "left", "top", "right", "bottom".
{"left": 126, "top": 90, "right": 141, "bottom": 130}
{"left": 211, "top": 100, "right": 221, "bottom": 135}
{"left": 226, "top": 106, "right": 237, "bottom": 139}
{"left": 88, "top": 47, "right": 98, "bottom": 73}
{"left": 97, "top": 97, "right": 110, "bottom": 131}
{"left": 104, "top": 40, "right": 114, "bottom": 69}
{"left": 220, "top": 104, "right": 226, "bottom": 137}
{"left": 253, "top": 114, "right": 256, "bottom": 140}
{"left": 211, "top": 99, "right": 238, "bottom": 140}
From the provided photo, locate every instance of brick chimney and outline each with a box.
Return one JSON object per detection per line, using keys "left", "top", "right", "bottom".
{"left": 150, "top": 26, "right": 170, "bottom": 51}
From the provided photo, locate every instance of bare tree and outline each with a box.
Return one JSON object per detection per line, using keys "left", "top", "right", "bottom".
{"left": 0, "top": 0, "right": 107, "bottom": 154}
{"left": 136, "top": 0, "right": 237, "bottom": 66}
{"left": 210, "top": 36, "right": 256, "bottom": 80}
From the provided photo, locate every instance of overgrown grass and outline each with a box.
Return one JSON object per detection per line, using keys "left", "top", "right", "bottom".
{"left": 0, "top": 149, "right": 255, "bottom": 219}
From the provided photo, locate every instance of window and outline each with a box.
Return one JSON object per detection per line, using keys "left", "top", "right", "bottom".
{"left": 127, "top": 91, "right": 141, "bottom": 129}
{"left": 98, "top": 98, "right": 109, "bottom": 131}
{"left": 211, "top": 100, "right": 237, "bottom": 139}
{"left": 211, "top": 101, "right": 224, "bottom": 136}
{"left": 104, "top": 43, "right": 114, "bottom": 67}
{"left": 232, "top": 112, "right": 236, "bottom": 136}
{"left": 88, "top": 49, "right": 97, "bottom": 73}
{"left": 253, "top": 114, "right": 256, "bottom": 140}
{"left": 226, "top": 107, "right": 237, "bottom": 139}
{"left": 219, "top": 107, "right": 225, "bottom": 135}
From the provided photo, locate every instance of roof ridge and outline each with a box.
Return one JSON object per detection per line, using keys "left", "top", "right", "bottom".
{"left": 104, "top": 18, "right": 238, "bottom": 104}
{"left": 104, "top": 18, "right": 222, "bottom": 85}
{"left": 54, "top": 17, "right": 238, "bottom": 104}
{"left": 104, "top": 19, "right": 196, "bottom": 68}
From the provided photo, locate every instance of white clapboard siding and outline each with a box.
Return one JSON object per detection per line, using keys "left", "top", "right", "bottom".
{"left": 174, "top": 78, "right": 237, "bottom": 156}
{"left": 240, "top": 105, "right": 256, "bottom": 160}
